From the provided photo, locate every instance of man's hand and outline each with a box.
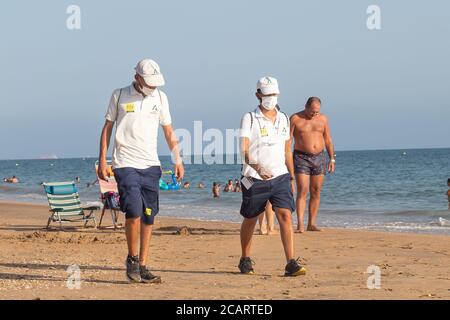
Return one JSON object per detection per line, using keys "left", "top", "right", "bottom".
{"left": 328, "top": 160, "right": 335, "bottom": 174}
{"left": 291, "top": 180, "right": 296, "bottom": 194}
{"left": 98, "top": 160, "right": 110, "bottom": 181}
{"left": 174, "top": 162, "right": 184, "bottom": 182}
{"left": 256, "top": 167, "right": 273, "bottom": 180}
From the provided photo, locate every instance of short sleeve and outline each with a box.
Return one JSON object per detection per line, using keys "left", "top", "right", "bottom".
{"left": 239, "top": 113, "right": 252, "bottom": 138}
{"left": 105, "top": 90, "right": 119, "bottom": 122}
{"left": 159, "top": 90, "right": 172, "bottom": 126}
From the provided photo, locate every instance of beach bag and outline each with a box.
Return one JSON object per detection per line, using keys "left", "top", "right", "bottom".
{"left": 103, "top": 191, "right": 121, "bottom": 210}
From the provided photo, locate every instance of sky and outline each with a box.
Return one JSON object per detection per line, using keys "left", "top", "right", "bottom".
{"left": 0, "top": 0, "right": 449, "bottom": 159}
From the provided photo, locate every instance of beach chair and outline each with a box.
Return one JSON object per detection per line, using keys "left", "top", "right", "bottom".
{"left": 43, "top": 181, "right": 99, "bottom": 229}
{"left": 95, "top": 161, "right": 123, "bottom": 229}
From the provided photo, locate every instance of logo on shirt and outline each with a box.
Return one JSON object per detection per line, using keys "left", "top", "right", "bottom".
{"left": 152, "top": 105, "right": 159, "bottom": 112}
{"left": 124, "top": 103, "right": 135, "bottom": 113}
{"left": 260, "top": 127, "right": 269, "bottom": 137}
{"left": 282, "top": 127, "right": 287, "bottom": 135}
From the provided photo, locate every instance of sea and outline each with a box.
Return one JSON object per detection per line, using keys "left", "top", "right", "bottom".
{"left": 1, "top": 148, "right": 449, "bottom": 235}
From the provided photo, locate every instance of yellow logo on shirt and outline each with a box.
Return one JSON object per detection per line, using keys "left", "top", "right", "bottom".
{"left": 145, "top": 208, "right": 152, "bottom": 216}
{"left": 260, "top": 127, "right": 269, "bottom": 137}
{"left": 125, "top": 103, "right": 135, "bottom": 113}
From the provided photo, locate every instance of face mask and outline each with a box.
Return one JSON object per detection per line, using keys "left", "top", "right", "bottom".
{"left": 261, "top": 96, "right": 278, "bottom": 110}
{"left": 137, "top": 82, "right": 155, "bottom": 96}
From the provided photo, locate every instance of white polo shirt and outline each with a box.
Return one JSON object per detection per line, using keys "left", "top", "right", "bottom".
{"left": 239, "top": 107, "right": 290, "bottom": 180}
{"left": 105, "top": 83, "right": 172, "bottom": 169}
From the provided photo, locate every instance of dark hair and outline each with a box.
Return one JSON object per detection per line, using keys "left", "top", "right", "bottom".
{"left": 306, "top": 97, "right": 321, "bottom": 108}
{"left": 448, "top": 178, "right": 450, "bottom": 184}
{"left": 213, "top": 182, "right": 217, "bottom": 187}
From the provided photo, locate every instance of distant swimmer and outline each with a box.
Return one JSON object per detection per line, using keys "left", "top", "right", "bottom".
{"left": 234, "top": 179, "right": 242, "bottom": 193}
{"left": 224, "top": 180, "right": 235, "bottom": 192}
{"left": 212, "top": 182, "right": 221, "bottom": 198}
{"left": 3, "top": 176, "right": 19, "bottom": 183}
{"left": 75, "top": 177, "right": 81, "bottom": 183}
{"left": 198, "top": 182, "right": 205, "bottom": 189}
{"left": 183, "top": 181, "right": 190, "bottom": 189}
{"left": 290, "top": 97, "right": 335, "bottom": 233}
{"left": 447, "top": 178, "right": 450, "bottom": 210}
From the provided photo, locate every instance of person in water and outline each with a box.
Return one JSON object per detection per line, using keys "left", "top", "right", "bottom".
{"left": 234, "top": 179, "right": 242, "bottom": 193}
{"left": 4, "top": 176, "right": 19, "bottom": 183}
{"left": 447, "top": 178, "right": 450, "bottom": 210}
{"left": 183, "top": 181, "right": 190, "bottom": 189}
{"left": 224, "top": 180, "right": 235, "bottom": 192}
{"left": 198, "top": 182, "right": 205, "bottom": 189}
{"left": 212, "top": 182, "right": 221, "bottom": 198}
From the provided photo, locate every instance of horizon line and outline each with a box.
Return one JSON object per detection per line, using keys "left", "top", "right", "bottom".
{"left": 1, "top": 146, "right": 449, "bottom": 161}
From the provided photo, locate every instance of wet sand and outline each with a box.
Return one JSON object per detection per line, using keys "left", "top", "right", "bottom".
{"left": 0, "top": 201, "right": 449, "bottom": 300}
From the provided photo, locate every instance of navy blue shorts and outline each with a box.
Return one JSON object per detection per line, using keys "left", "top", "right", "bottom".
{"left": 240, "top": 173, "right": 295, "bottom": 219}
{"left": 113, "top": 166, "right": 162, "bottom": 225}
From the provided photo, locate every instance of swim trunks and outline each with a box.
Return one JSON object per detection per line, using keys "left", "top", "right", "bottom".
{"left": 293, "top": 150, "right": 327, "bottom": 176}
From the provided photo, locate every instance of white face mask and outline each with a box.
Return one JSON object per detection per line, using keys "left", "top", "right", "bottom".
{"left": 141, "top": 86, "right": 155, "bottom": 96}
{"left": 261, "top": 96, "right": 278, "bottom": 110}
{"left": 136, "top": 82, "right": 155, "bottom": 96}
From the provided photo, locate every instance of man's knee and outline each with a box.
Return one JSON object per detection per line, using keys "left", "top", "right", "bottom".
{"left": 276, "top": 209, "right": 292, "bottom": 223}
{"left": 310, "top": 186, "right": 322, "bottom": 197}
{"left": 296, "top": 188, "right": 308, "bottom": 199}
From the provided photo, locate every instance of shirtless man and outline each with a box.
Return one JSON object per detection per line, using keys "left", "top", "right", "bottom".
{"left": 290, "top": 97, "right": 335, "bottom": 232}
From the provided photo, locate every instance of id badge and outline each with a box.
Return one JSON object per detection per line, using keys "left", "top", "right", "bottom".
{"left": 260, "top": 127, "right": 268, "bottom": 137}
{"left": 241, "top": 176, "right": 254, "bottom": 190}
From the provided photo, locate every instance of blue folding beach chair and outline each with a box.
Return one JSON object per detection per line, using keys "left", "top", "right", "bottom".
{"left": 43, "top": 181, "right": 99, "bottom": 229}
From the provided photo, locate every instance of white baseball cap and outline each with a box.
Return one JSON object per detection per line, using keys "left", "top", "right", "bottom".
{"left": 135, "top": 59, "right": 165, "bottom": 87}
{"left": 257, "top": 76, "right": 280, "bottom": 95}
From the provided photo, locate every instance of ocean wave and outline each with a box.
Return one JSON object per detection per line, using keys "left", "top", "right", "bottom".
{"left": 382, "top": 210, "right": 450, "bottom": 219}
{"left": 437, "top": 217, "right": 450, "bottom": 227}
{"left": 15, "top": 193, "right": 47, "bottom": 200}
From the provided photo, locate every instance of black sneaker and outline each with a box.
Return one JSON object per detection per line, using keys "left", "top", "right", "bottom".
{"left": 126, "top": 255, "right": 141, "bottom": 283}
{"left": 284, "top": 258, "right": 307, "bottom": 277}
{"left": 238, "top": 257, "right": 255, "bottom": 275}
{"left": 140, "top": 266, "right": 162, "bottom": 284}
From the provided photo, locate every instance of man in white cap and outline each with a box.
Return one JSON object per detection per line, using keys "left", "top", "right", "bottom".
{"left": 98, "top": 59, "right": 184, "bottom": 283}
{"left": 238, "top": 76, "right": 306, "bottom": 276}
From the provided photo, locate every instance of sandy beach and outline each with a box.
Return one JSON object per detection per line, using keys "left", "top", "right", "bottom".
{"left": 0, "top": 201, "right": 449, "bottom": 300}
